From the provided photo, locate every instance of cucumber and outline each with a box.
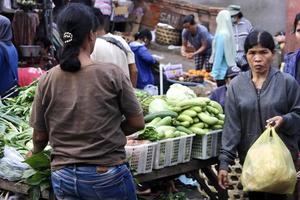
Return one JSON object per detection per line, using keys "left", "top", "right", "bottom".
{"left": 191, "top": 106, "right": 202, "bottom": 113}
{"left": 177, "top": 98, "right": 207, "bottom": 107}
{"left": 206, "top": 105, "right": 219, "bottom": 115}
{"left": 147, "top": 117, "right": 161, "bottom": 127}
{"left": 188, "top": 127, "right": 206, "bottom": 135}
{"left": 209, "top": 100, "right": 224, "bottom": 114}
{"left": 198, "top": 113, "right": 219, "bottom": 125}
{"left": 180, "top": 121, "right": 190, "bottom": 127}
{"left": 144, "top": 111, "right": 178, "bottom": 123}
{"left": 181, "top": 109, "right": 198, "bottom": 117}
{"left": 193, "top": 117, "right": 200, "bottom": 123}
{"left": 217, "top": 114, "right": 225, "bottom": 120}
{"left": 176, "top": 126, "right": 193, "bottom": 135}
{"left": 191, "top": 122, "right": 205, "bottom": 129}
{"left": 155, "top": 116, "right": 172, "bottom": 127}
{"left": 212, "top": 124, "right": 223, "bottom": 130}
{"left": 177, "top": 114, "right": 193, "bottom": 123}
{"left": 217, "top": 120, "right": 224, "bottom": 126}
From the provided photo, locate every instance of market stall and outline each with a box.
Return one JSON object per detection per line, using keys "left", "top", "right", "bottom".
{"left": 0, "top": 81, "right": 226, "bottom": 199}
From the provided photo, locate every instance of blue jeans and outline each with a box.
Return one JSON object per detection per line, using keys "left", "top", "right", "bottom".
{"left": 51, "top": 164, "right": 137, "bottom": 200}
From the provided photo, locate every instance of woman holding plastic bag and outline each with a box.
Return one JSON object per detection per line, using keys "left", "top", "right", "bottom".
{"left": 218, "top": 30, "right": 300, "bottom": 200}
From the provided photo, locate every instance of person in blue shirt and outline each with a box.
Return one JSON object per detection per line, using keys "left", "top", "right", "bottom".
{"left": 209, "top": 66, "right": 241, "bottom": 109}
{"left": 0, "top": 15, "right": 18, "bottom": 98}
{"left": 181, "top": 14, "right": 213, "bottom": 71}
{"left": 129, "top": 29, "right": 157, "bottom": 89}
{"left": 210, "top": 10, "right": 236, "bottom": 87}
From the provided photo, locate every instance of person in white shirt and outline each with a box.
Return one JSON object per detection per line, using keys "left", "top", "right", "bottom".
{"left": 91, "top": 8, "right": 138, "bottom": 87}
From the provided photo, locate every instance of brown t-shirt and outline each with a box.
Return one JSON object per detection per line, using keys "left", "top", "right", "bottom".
{"left": 30, "top": 63, "right": 142, "bottom": 170}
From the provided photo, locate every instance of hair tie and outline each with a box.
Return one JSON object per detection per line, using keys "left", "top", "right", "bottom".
{"left": 63, "top": 32, "right": 73, "bottom": 44}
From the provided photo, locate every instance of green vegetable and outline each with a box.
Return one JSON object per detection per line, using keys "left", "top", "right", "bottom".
{"left": 212, "top": 124, "right": 223, "bottom": 130}
{"left": 198, "top": 113, "right": 219, "bottom": 125}
{"left": 138, "top": 127, "right": 159, "bottom": 141}
{"left": 144, "top": 111, "right": 178, "bottom": 123}
{"left": 147, "top": 117, "right": 162, "bottom": 127}
{"left": 191, "top": 122, "right": 205, "bottom": 129}
{"left": 190, "top": 106, "right": 202, "bottom": 113}
{"left": 206, "top": 105, "right": 219, "bottom": 115}
{"left": 217, "top": 114, "right": 225, "bottom": 120}
{"left": 176, "top": 126, "right": 193, "bottom": 135}
{"left": 181, "top": 109, "right": 197, "bottom": 117}
{"left": 217, "top": 120, "right": 224, "bottom": 126}
{"left": 193, "top": 117, "right": 200, "bottom": 123}
{"left": 177, "top": 98, "right": 207, "bottom": 108}
{"left": 209, "top": 100, "right": 224, "bottom": 114}
{"left": 188, "top": 127, "right": 206, "bottom": 135}
{"left": 177, "top": 114, "right": 193, "bottom": 123}
{"left": 179, "top": 121, "right": 190, "bottom": 127}
{"left": 155, "top": 116, "right": 172, "bottom": 127}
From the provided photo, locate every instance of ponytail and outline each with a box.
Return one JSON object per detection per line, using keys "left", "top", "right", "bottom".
{"left": 59, "top": 45, "right": 81, "bottom": 72}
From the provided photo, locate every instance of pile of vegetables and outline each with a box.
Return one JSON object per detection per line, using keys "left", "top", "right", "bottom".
{"left": 136, "top": 84, "right": 224, "bottom": 141}
{"left": 0, "top": 82, "right": 52, "bottom": 199}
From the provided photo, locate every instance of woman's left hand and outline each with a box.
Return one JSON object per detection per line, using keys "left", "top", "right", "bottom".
{"left": 266, "top": 116, "right": 284, "bottom": 129}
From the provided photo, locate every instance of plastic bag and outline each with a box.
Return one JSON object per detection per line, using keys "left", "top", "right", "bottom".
{"left": 241, "top": 127, "right": 297, "bottom": 194}
{"left": 0, "top": 146, "right": 29, "bottom": 181}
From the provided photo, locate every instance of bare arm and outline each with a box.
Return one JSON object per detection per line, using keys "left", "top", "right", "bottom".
{"left": 193, "top": 38, "right": 208, "bottom": 55}
{"left": 121, "top": 113, "right": 145, "bottom": 135}
{"left": 128, "top": 63, "right": 138, "bottom": 88}
{"left": 181, "top": 40, "right": 188, "bottom": 57}
{"left": 32, "top": 129, "right": 48, "bottom": 154}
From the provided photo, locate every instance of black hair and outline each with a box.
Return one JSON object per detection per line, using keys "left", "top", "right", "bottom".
{"left": 274, "top": 31, "right": 285, "bottom": 37}
{"left": 92, "top": 8, "right": 105, "bottom": 31}
{"left": 68, "top": 0, "right": 93, "bottom": 6}
{"left": 293, "top": 12, "right": 300, "bottom": 33}
{"left": 183, "top": 14, "right": 196, "bottom": 25}
{"left": 57, "top": 3, "right": 95, "bottom": 72}
{"left": 244, "top": 30, "right": 275, "bottom": 53}
{"left": 237, "top": 12, "right": 243, "bottom": 18}
{"left": 134, "top": 29, "right": 152, "bottom": 41}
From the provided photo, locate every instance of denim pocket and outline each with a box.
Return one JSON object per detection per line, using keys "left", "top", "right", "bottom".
{"left": 92, "top": 176, "right": 127, "bottom": 200}
{"left": 51, "top": 172, "right": 64, "bottom": 199}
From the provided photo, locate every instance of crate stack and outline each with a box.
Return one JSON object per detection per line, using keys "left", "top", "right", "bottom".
{"left": 227, "top": 159, "right": 248, "bottom": 200}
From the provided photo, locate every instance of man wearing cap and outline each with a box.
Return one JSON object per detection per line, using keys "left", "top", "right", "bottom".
{"left": 209, "top": 66, "right": 241, "bottom": 109}
{"left": 227, "top": 5, "right": 253, "bottom": 71}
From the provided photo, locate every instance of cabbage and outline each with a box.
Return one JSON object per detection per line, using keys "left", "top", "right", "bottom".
{"left": 166, "top": 84, "right": 196, "bottom": 105}
{"left": 148, "top": 99, "right": 170, "bottom": 113}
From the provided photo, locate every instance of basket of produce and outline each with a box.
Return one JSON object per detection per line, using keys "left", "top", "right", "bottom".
{"left": 155, "top": 23, "right": 181, "bottom": 45}
{"left": 191, "top": 130, "right": 222, "bottom": 160}
{"left": 125, "top": 140, "right": 157, "bottom": 175}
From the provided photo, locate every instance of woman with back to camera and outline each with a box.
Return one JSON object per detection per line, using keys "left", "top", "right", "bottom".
{"left": 29, "top": 3, "right": 144, "bottom": 200}
{"left": 218, "top": 30, "right": 300, "bottom": 200}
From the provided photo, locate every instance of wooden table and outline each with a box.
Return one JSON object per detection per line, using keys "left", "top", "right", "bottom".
{"left": 136, "top": 157, "right": 228, "bottom": 200}
{"left": 0, "top": 158, "right": 227, "bottom": 200}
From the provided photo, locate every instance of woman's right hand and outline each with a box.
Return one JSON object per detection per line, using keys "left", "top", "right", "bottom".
{"left": 218, "top": 169, "right": 229, "bottom": 189}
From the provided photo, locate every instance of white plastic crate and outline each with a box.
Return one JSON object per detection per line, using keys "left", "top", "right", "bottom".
{"left": 125, "top": 142, "right": 157, "bottom": 175}
{"left": 180, "top": 134, "right": 195, "bottom": 163}
{"left": 153, "top": 138, "right": 172, "bottom": 169}
{"left": 154, "top": 134, "right": 195, "bottom": 169}
{"left": 191, "top": 130, "right": 222, "bottom": 159}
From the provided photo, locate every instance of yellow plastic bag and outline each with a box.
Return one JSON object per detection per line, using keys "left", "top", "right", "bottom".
{"left": 241, "top": 127, "right": 297, "bottom": 194}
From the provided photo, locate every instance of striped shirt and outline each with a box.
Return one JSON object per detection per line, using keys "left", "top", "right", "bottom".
{"left": 232, "top": 17, "right": 253, "bottom": 66}
{"left": 232, "top": 17, "right": 253, "bottom": 52}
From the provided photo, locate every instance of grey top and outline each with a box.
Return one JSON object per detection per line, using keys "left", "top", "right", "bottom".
{"left": 182, "top": 24, "right": 212, "bottom": 54}
{"left": 219, "top": 67, "right": 300, "bottom": 170}
{"left": 232, "top": 17, "right": 253, "bottom": 53}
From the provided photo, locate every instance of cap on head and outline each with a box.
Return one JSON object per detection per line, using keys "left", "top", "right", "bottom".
{"left": 226, "top": 66, "right": 241, "bottom": 78}
{"left": 227, "top": 5, "right": 241, "bottom": 16}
